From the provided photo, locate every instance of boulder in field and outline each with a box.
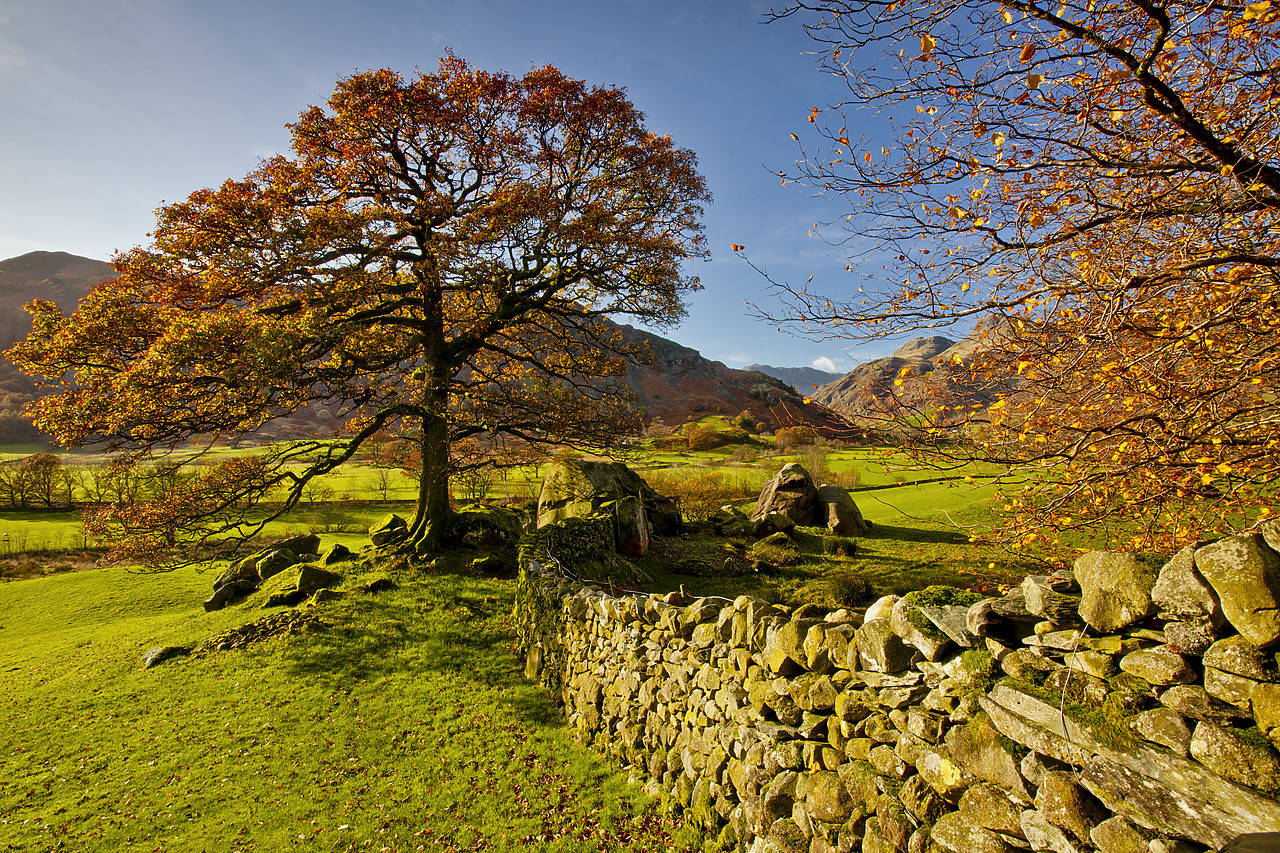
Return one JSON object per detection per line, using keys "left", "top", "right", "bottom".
{"left": 751, "top": 463, "right": 819, "bottom": 525}
{"left": 535, "top": 458, "right": 680, "bottom": 535}
{"left": 368, "top": 513, "right": 409, "bottom": 547}
{"left": 816, "top": 484, "right": 872, "bottom": 535}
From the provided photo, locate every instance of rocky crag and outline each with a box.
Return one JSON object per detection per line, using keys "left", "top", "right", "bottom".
{"left": 515, "top": 528, "right": 1280, "bottom": 852}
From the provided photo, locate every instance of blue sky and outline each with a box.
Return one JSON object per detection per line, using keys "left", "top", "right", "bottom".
{"left": 0, "top": 0, "right": 906, "bottom": 373}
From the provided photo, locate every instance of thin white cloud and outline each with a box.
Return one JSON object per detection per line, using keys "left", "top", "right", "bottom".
{"left": 812, "top": 356, "right": 849, "bottom": 373}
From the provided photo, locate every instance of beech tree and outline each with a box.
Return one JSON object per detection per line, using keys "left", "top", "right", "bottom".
{"left": 9, "top": 58, "right": 709, "bottom": 564}
{"left": 759, "top": 0, "right": 1280, "bottom": 548}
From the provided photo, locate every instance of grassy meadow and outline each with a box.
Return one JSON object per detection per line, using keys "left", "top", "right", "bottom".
{"left": 0, "top": 559, "right": 700, "bottom": 852}
{"left": 0, "top": 428, "right": 1054, "bottom": 851}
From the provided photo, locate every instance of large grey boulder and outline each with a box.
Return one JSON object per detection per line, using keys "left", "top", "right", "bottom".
{"left": 751, "top": 463, "right": 819, "bottom": 525}
{"left": 815, "top": 484, "right": 872, "bottom": 535}
{"left": 535, "top": 459, "right": 679, "bottom": 534}
{"left": 1194, "top": 533, "right": 1280, "bottom": 648}
{"left": 1073, "top": 551, "right": 1156, "bottom": 633}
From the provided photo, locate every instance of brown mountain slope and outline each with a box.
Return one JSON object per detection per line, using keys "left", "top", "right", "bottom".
{"left": 0, "top": 252, "right": 841, "bottom": 439}
{"left": 0, "top": 252, "right": 118, "bottom": 442}
{"left": 811, "top": 324, "right": 1010, "bottom": 425}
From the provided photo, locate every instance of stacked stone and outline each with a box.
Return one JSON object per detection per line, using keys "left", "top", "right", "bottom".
{"left": 515, "top": 530, "right": 1280, "bottom": 853}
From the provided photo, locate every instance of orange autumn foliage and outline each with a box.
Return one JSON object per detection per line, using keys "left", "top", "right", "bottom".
{"left": 763, "top": 0, "right": 1280, "bottom": 548}
{"left": 8, "top": 57, "right": 709, "bottom": 565}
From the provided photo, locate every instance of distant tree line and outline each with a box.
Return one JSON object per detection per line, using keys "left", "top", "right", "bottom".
{"left": 0, "top": 453, "right": 192, "bottom": 511}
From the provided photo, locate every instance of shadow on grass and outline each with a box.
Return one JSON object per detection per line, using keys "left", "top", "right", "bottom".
{"left": 270, "top": 580, "right": 567, "bottom": 728}
{"left": 865, "top": 523, "right": 971, "bottom": 545}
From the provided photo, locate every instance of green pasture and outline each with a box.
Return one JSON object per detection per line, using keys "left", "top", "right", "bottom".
{"left": 0, "top": 561, "right": 699, "bottom": 852}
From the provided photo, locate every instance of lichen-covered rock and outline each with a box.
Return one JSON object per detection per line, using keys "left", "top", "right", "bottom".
{"left": 768, "top": 816, "right": 809, "bottom": 853}
{"left": 1131, "top": 707, "right": 1194, "bottom": 755}
{"left": 1117, "top": 646, "right": 1197, "bottom": 687}
{"left": 1152, "top": 545, "right": 1224, "bottom": 624}
{"left": 142, "top": 645, "right": 190, "bottom": 668}
{"left": 1000, "top": 648, "right": 1060, "bottom": 684}
{"left": 1036, "top": 770, "right": 1107, "bottom": 841}
{"left": 296, "top": 564, "right": 342, "bottom": 596}
{"left": 256, "top": 548, "right": 302, "bottom": 582}
{"left": 536, "top": 459, "right": 678, "bottom": 533}
{"left": 917, "top": 745, "right": 967, "bottom": 802}
{"left": 763, "top": 619, "right": 820, "bottom": 677}
{"left": 892, "top": 596, "right": 953, "bottom": 661}
{"left": 1158, "top": 684, "right": 1249, "bottom": 724}
{"left": 803, "top": 770, "right": 853, "bottom": 823}
{"left": 751, "top": 463, "right": 819, "bottom": 525}
{"left": 898, "top": 772, "right": 948, "bottom": 825}
{"left": 945, "top": 713, "right": 1034, "bottom": 804}
{"left": 320, "top": 543, "right": 353, "bottom": 565}
{"left": 368, "top": 512, "right": 408, "bottom": 546}
{"left": 753, "top": 512, "right": 796, "bottom": 538}
{"left": 1089, "top": 816, "right": 1149, "bottom": 853}
{"left": 1194, "top": 533, "right": 1280, "bottom": 648}
{"left": 1189, "top": 722, "right": 1280, "bottom": 794}
{"left": 1074, "top": 551, "right": 1157, "bottom": 633}
{"left": 931, "top": 811, "right": 1014, "bottom": 853}
{"left": 203, "top": 578, "right": 255, "bottom": 611}
{"left": 857, "top": 618, "right": 915, "bottom": 673}
{"left": 1163, "top": 618, "right": 1219, "bottom": 655}
{"left": 1020, "top": 809, "right": 1088, "bottom": 853}
{"left": 1203, "top": 635, "right": 1280, "bottom": 681}
{"left": 1021, "top": 574, "right": 1082, "bottom": 625}
{"left": 1252, "top": 682, "right": 1280, "bottom": 749}
{"left": 1205, "top": 666, "right": 1259, "bottom": 711}
{"left": 959, "top": 782, "right": 1025, "bottom": 837}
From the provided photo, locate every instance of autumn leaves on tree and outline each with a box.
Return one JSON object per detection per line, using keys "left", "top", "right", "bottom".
{"left": 763, "top": 0, "right": 1280, "bottom": 548}
{"left": 8, "top": 58, "right": 709, "bottom": 564}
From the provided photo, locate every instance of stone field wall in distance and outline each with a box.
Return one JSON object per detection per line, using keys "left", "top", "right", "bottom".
{"left": 514, "top": 530, "right": 1280, "bottom": 853}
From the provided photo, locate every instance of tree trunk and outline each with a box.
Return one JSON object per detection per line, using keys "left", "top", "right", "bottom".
{"left": 408, "top": 401, "right": 451, "bottom": 552}
{"left": 406, "top": 259, "right": 452, "bottom": 553}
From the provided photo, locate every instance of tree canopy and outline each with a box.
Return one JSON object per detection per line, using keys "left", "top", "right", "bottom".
{"left": 760, "top": 0, "right": 1280, "bottom": 548}
{"left": 9, "top": 57, "right": 709, "bottom": 565}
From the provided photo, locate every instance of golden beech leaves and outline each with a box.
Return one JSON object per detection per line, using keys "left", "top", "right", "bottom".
{"left": 762, "top": 0, "right": 1280, "bottom": 548}
{"left": 7, "top": 57, "right": 709, "bottom": 566}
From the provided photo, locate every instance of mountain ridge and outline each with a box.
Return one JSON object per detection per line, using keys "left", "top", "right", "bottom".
{"left": 0, "top": 251, "right": 842, "bottom": 437}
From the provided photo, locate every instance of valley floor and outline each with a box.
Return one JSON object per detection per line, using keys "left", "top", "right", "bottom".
{"left": 0, "top": 561, "right": 697, "bottom": 852}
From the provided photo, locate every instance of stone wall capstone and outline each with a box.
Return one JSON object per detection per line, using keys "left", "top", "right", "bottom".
{"left": 514, "top": 530, "right": 1280, "bottom": 852}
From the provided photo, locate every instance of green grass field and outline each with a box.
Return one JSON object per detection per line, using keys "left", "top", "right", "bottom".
{"left": 0, "top": 559, "right": 700, "bottom": 852}
{"left": 0, "top": 432, "right": 1065, "bottom": 851}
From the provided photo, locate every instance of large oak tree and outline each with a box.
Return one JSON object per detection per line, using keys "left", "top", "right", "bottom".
{"left": 9, "top": 57, "right": 709, "bottom": 564}
{"left": 761, "top": 0, "right": 1280, "bottom": 548}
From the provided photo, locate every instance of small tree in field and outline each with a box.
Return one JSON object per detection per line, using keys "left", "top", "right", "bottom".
{"left": 763, "top": 0, "right": 1280, "bottom": 548}
{"left": 9, "top": 57, "right": 709, "bottom": 565}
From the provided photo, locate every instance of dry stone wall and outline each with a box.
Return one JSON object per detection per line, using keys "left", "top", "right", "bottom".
{"left": 515, "top": 530, "right": 1280, "bottom": 853}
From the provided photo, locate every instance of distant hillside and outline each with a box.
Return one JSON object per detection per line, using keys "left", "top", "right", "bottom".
{"left": 811, "top": 327, "right": 1009, "bottom": 424}
{"left": 741, "top": 363, "right": 842, "bottom": 392}
{"left": 0, "top": 251, "right": 116, "bottom": 348}
{"left": 0, "top": 251, "right": 847, "bottom": 440}
{"left": 0, "top": 252, "right": 119, "bottom": 443}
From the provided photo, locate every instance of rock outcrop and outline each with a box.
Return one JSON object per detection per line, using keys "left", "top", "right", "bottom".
{"left": 751, "top": 463, "right": 872, "bottom": 537}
